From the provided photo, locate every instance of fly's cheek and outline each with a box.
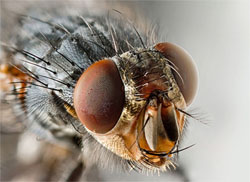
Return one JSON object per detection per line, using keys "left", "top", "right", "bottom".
{"left": 155, "top": 42, "right": 199, "bottom": 106}
{"left": 73, "top": 60, "right": 125, "bottom": 134}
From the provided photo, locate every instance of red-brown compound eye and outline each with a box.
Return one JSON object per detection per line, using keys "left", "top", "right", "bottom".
{"left": 73, "top": 60, "right": 125, "bottom": 134}
{"left": 155, "top": 42, "right": 199, "bottom": 106}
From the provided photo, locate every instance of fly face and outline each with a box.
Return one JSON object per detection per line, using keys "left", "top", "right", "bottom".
{"left": 73, "top": 43, "right": 198, "bottom": 171}
{"left": 1, "top": 8, "right": 198, "bottom": 175}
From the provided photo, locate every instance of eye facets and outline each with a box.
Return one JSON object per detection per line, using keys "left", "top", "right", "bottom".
{"left": 73, "top": 59, "right": 125, "bottom": 134}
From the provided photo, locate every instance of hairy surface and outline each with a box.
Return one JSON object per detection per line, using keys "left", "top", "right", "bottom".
{"left": 1, "top": 3, "right": 157, "bottom": 172}
{"left": 0, "top": 2, "right": 196, "bottom": 181}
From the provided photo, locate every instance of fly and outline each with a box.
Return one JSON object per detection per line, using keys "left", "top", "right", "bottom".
{"left": 0, "top": 4, "right": 199, "bottom": 180}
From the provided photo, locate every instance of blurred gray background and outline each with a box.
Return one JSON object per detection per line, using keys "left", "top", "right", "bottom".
{"left": 1, "top": 0, "right": 249, "bottom": 181}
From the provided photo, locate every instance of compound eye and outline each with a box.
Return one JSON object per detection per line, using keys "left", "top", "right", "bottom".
{"left": 155, "top": 42, "right": 198, "bottom": 106}
{"left": 73, "top": 60, "right": 125, "bottom": 134}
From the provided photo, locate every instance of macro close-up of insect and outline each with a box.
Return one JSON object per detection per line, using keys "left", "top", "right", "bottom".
{"left": 0, "top": 1, "right": 249, "bottom": 182}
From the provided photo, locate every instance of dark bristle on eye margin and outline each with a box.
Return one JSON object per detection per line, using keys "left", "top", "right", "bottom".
{"left": 73, "top": 60, "right": 125, "bottom": 134}
{"left": 154, "top": 42, "right": 198, "bottom": 107}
